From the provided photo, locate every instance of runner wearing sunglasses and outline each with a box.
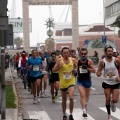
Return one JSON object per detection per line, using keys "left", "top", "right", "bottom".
{"left": 77, "top": 47, "right": 96, "bottom": 117}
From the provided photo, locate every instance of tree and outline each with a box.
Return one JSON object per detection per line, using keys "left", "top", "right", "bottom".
{"left": 112, "top": 15, "right": 120, "bottom": 28}
{"left": 91, "top": 39, "right": 103, "bottom": 48}
{"left": 14, "top": 37, "right": 23, "bottom": 48}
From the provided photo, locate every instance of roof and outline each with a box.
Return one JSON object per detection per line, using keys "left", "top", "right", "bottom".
{"left": 85, "top": 25, "right": 113, "bottom": 32}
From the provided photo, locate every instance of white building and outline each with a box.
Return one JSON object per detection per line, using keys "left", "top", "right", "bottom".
{"left": 53, "top": 23, "right": 120, "bottom": 50}
{"left": 105, "top": 0, "right": 120, "bottom": 25}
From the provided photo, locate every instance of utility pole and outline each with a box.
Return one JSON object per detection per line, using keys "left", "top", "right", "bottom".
{"left": 102, "top": 0, "right": 106, "bottom": 47}
{"left": 0, "top": 0, "right": 8, "bottom": 119}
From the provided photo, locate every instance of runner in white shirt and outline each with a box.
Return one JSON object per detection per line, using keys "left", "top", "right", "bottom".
{"left": 96, "top": 46, "right": 120, "bottom": 120}
{"left": 40, "top": 51, "right": 48, "bottom": 97}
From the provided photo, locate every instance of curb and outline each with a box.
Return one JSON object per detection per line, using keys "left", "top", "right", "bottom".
{"left": 9, "top": 67, "right": 18, "bottom": 120}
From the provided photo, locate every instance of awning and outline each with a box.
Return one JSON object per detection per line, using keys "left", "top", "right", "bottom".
{"left": 105, "top": 15, "right": 118, "bottom": 26}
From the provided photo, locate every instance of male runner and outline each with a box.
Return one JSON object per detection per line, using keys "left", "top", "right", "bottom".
{"left": 96, "top": 46, "right": 120, "bottom": 120}
{"left": 48, "top": 52, "right": 59, "bottom": 103}
{"left": 26, "top": 49, "right": 43, "bottom": 104}
{"left": 77, "top": 48, "right": 96, "bottom": 117}
{"left": 53, "top": 47, "right": 77, "bottom": 120}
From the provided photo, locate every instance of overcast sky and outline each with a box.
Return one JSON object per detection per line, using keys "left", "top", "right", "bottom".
{"left": 7, "top": 0, "right": 104, "bottom": 46}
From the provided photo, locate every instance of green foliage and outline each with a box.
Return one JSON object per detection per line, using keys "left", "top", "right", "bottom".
{"left": 91, "top": 39, "right": 103, "bottom": 48}
{"left": 6, "top": 85, "right": 16, "bottom": 108}
{"left": 14, "top": 37, "right": 23, "bottom": 48}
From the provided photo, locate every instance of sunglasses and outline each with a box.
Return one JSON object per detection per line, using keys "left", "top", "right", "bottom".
{"left": 81, "top": 53, "right": 87, "bottom": 55}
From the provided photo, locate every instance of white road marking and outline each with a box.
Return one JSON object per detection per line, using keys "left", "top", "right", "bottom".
{"left": 99, "top": 107, "right": 120, "bottom": 120}
{"left": 28, "top": 111, "right": 51, "bottom": 120}
{"left": 56, "top": 100, "right": 76, "bottom": 103}
{"left": 91, "top": 87, "right": 96, "bottom": 90}
{"left": 56, "top": 97, "right": 76, "bottom": 103}
{"left": 66, "top": 108, "right": 95, "bottom": 120}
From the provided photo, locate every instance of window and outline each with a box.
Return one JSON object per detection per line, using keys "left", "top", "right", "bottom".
{"left": 105, "top": 1, "right": 120, "bottom": 19}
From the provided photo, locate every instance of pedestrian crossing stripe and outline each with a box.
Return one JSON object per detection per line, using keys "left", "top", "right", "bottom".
{"left": 28, "top": 111, "right": 51, "bottom": 120}
{"left": 56, "top": 97, "right": 76, "bottom": 103}
{"left": 66, "top": 108, "right": 95, "bottom": 120}
{"left": 91, "top": 87, "right": 96, "bottom": 90}
{"left": 56, "top": 99, "right": 77, "bottom": 103}
{"left": 99, "top": 107, "right": 120, "bottom": 120}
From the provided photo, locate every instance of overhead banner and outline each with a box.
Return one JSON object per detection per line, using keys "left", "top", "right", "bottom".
{"left": 9, "top": 18, "right": 32, "bottom": 33}
{"left": 24, "top": 0, "right": 71, "bottom": 5}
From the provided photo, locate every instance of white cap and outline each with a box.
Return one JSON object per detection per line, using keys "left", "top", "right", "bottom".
{"left": 113, "top": 48, "right": 117, "bottom": 52}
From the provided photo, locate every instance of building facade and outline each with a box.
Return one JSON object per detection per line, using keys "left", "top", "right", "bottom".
{"left": 105, "top": 0, "right": 120, "bottom": 25}
{"left": 53, "top": 23, "right": 120, "bottom": 50}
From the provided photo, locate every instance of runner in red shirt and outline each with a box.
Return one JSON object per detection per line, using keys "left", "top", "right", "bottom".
{"left": 113, "top": 48, "right": 120, "bottom": 93}
{"left": 18, "top": 51, "right": 28, "bottom": 68}
{"left": 113, "top": 48, "right": 120, "bottom": 76}
{"left": 18, "top": 51, "right": 28, "bottom": 78}
{"left": 15, "top": 52, "right": 20, "bottom": 73}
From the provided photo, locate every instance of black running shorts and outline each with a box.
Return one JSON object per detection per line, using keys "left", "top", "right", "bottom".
{"left": 30, "top": 75, "right": 43, "bottom": 83}
{"left": 102, "top": 82, "right": 119, "bottom": 89}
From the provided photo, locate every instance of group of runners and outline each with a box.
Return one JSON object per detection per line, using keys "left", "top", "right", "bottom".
{"left": 9, "top": 46, "right": 120, "bottom": 120}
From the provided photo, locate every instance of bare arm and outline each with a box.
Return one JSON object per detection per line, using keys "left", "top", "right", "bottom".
{"left": 88, "top": 59, "right": 96, "bottom": 73}
{"left": 18, "top": 58, "right": 22, "bottom": 68}
{"left": 96, "top": 60, "right": 104, "bottom": 77}
{"left": 115, "top": 57, "right": 120, "bottom": 66}
{"left": 72, "top": 58, "right": 77, "bottom": 69}
{"left": 114, "top": 57, "right": 120, "bottom": 82}
{"left": 52, "top": 59, "right": 62, "bottom": 72}
{"left": 40, "top": 63, "right": 43, "bottom": 72}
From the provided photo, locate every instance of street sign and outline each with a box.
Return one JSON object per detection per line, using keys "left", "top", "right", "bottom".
{"left": 84, "top": 39, "right": 89, "bottom": 45}
{"left": 9, "top": 18, "right": 32, "bottom": 33}
{"left": 102, "top": 36, "right": 107, "bottom": 43}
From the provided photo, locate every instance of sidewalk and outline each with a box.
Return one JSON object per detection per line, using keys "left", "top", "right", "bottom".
{"left": 0, "top": 68, "right": 18, "bottom": 120}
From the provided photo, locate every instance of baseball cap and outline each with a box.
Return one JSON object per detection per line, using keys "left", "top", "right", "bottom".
{"left": 22, "top": 51, "right": 26, "bottom": 54}
{"left": 113, "top": 48, "right": 117, "bottom": 52}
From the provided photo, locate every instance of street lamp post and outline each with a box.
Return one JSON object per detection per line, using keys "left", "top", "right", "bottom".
{"left": 103, "top": 0, "right": 105, "bottom": 37}
{"left": 0, "top": 0, "right": 8, "bottom": 119}
{"left": 103, "top": 0, "right": 106, "bottom": 47}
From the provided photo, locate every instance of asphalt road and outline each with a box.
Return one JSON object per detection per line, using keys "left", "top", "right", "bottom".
{"left": 12, "top": 69, "right": 120, "bottom": 120}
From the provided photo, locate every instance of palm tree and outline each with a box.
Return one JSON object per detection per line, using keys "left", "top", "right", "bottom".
{"left": 91, "top": 39, "right": 103, "bottom": 48}
{"left": 14, "top": 37, "right": 23, "bottom": 48}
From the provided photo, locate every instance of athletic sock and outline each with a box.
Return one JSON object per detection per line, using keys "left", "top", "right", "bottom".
{"left": 106, "top": 104, "right": 111, "bottom": 115}
{"left": 83, "top": 108, "right": 86, "bottom": 113}
{"left": 55, "top": 91, "right": 58, "bottom": 96}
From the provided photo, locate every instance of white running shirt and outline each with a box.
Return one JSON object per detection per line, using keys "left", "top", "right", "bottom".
{"left": 103, "top": 57, "right": 119, "bottom": 85}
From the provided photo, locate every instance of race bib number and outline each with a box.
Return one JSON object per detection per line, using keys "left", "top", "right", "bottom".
{"left": 33, "top": 65, "right": 39, "bottom": 71}
{"left": 63, "top": 72, "right": 72, "bottom": 80}
{"left": 106, "top": 74, "right": 116, "bottom": 81}
{"left": 79, "top": 66, "right": 88, "bottom": 73}
{"left": 42, "top": 70, "right": 48, "bottom": 74}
